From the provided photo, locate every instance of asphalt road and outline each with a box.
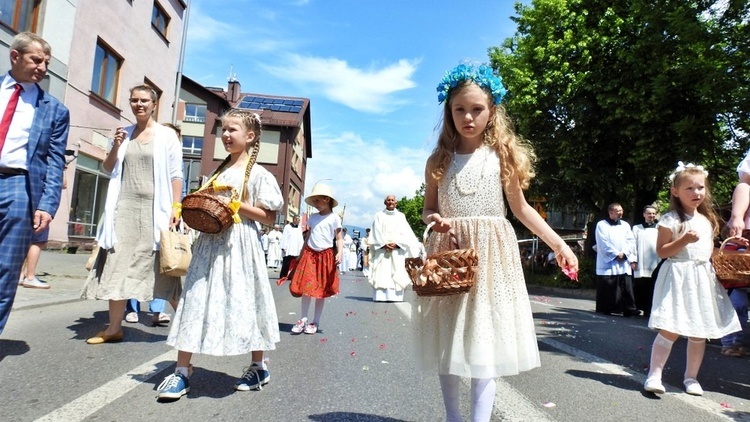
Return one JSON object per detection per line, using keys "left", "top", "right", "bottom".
{"left": 3, "top": 251, "right": 750, "bottom": 421}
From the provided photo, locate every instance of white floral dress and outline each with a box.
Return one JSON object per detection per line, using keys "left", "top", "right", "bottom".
{"left": 414, "top": 145, "right": 540, "bottom": 379}
{"left": 167, "top": 164, "right": 283, "bottom": 356}
{"left": 648, "top": 211, "right": 740, "bottom": 338}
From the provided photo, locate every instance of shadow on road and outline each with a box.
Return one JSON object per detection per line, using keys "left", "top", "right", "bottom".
{"left": 0, "top": 339, "right": 30, "bottom": 361}
{"left": 309, "top": 412, "right": 407, "bottom": 422}
{"left": 66, "top": 310, "right": 168, "bottom": 343}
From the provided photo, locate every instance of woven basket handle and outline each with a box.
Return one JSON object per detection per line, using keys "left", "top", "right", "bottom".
{"left": 719, "top": 236, "right": 747, "bottom": 257}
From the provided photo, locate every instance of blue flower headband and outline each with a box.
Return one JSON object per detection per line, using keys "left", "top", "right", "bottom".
{"left": 436, "top": 64, "right": 507, "bottom": 105}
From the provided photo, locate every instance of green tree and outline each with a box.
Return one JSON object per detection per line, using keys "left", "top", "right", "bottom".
{"left": 489, "top": 0, "right": 749, "bottom": 219}
{"left": 397, "top": 184, "right": 426, "bottom": 238}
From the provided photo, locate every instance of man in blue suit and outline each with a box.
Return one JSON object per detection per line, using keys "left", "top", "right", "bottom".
{"left": 0, "top": 32, "right": 69, "bottom": 335}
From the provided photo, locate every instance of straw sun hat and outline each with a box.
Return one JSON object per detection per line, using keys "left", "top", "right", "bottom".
{"left": 305, "top": 183, "right": 338, "bottom": 208}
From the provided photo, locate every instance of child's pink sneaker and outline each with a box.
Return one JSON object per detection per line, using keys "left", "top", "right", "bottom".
{"left": 304, "top": 323, "right": 318, "bottom": 334}
{"left": 291, "top": 317, "right": 307, "bottom": 334}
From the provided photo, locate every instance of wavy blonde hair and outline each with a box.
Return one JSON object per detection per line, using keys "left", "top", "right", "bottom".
{"left": 428, "top": 80, "right": 535, "bottom": 189}
{"left": 669, "top": 167, "right": 720, "bottom": 237}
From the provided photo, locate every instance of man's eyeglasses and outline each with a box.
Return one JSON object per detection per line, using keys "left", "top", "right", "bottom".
{"left": 129, "top": 99, "right": 152, "bottom": 105}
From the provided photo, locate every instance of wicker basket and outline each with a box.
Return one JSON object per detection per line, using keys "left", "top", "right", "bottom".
{"left": 713, "top": 237, "right": 750, "bottom": 289}
{"left": 406, "top": 222, "right": 477, "bottom": 296}
{"left": 182, "top": 142, "right": 258, "bottom": 234}
{"left": 181, "top": 188, "right": 233, "bottom": 234}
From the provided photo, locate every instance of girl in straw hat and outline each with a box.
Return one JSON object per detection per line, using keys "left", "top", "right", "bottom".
{"left": 278, "top": 183, "right": 342, "bottom": 334}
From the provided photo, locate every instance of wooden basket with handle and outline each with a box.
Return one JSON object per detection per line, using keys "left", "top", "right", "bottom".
{"left": 405, "top": 222, "right": 478, "bottom": 296}
{"left": 182, "top": 142, "right": 259, "bottom": 234}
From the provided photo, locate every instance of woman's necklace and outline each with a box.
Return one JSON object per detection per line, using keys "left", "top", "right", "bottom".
{"left": 451, "top": 146, "right": 491, "bottom": 195}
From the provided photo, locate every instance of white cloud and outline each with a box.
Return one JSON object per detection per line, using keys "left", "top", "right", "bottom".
{"left": 303, "top": 131, "right": 429, "bottom": 229}
{"left": 263, "top": 55, "right": 420, "bottom": 113}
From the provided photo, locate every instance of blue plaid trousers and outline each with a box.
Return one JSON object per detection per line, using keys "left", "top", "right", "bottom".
{"left": 0, "top": 173, "right": 33, "bottom": 334}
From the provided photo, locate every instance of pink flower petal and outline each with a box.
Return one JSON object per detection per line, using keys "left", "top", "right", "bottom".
{"left": 542, "top": 402, "right": 556, "bottom": 408}
{"left": 350, "top": 351, "right": 356, "bottom": 357}
{"left": 379, "top": 343, "right": 387, "bottom": 350}
{"left": 562, "top": 266, "right": 579, "bottom": 282}
{"left": 351, "top": 338, "right": 357, "bottom": 342}
{"left": 721, "top": 402, "right": 732, "bottom": 409}
{"left": 320, "top": 338, "right": 327, "bottom": 344}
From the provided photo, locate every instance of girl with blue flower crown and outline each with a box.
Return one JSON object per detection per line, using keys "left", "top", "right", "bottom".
{"left": 416, "top": 63, "right": 578, "bottom": 421}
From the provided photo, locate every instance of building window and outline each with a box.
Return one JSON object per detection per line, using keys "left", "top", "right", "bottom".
{"left": 182, "top": 158, "right": 202, "bottom": 196}
{"left": 68, "top": 155, "right": 109, "bottom": 238}
{"left": 152, "top": 2, "right": 169, "bottom": 38}
{"left": 0, "top": 0, "right": 38, "bottom": 32}
{"left": 91, "top": 40, "right": 121, "bottom": 104}
{"left": 183, "top": 136, "right": 203, "bottom": 156}
{"left": 184, "top": 104, "right": 206, "bottom": 123}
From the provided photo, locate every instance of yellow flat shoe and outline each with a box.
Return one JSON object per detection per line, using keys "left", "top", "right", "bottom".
{"left": 86, "top": 330, "right": 124, "bottom": 344}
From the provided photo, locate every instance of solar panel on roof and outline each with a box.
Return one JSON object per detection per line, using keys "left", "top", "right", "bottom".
{"left": 270, "top": 105, "right": 280, "bottom": 111}
{"left": 291, "top": 106, "right": 301, "bottom": 113}
{"left": 261, "top": 98, "right": 273, "bottom": 103}
{"left": 292, "top": 100, "right": 303, "bottom": 106}
{"left": 282, "top": 99, "right": 294, "bottom": 105}
{"left": 280, "top": 106, "right": 290, "bottom": 112}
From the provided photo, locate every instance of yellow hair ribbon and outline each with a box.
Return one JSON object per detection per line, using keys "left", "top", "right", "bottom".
{"left": 211, "top": 179, "right": 233, "bottom": 192}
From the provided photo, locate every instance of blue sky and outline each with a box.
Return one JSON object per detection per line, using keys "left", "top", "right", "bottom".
{"left": 182, "top": 0, "right": 524, "bottom": 228}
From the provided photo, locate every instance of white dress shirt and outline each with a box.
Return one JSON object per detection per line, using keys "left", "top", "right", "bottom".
{"left": 0, "top": 73, "right": 38, "bottom": 169}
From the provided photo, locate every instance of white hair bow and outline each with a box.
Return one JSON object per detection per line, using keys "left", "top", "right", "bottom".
{"left": 668, "top": 161, "right": 708, "bottom": 183}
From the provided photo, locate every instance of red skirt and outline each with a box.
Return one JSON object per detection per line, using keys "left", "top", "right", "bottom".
{"left": 278, "top": 246, "right": 339, "bottom": 299}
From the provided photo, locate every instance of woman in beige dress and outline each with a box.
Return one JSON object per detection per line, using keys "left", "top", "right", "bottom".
{"left": 82, "top": 85, "right": 183, "bottom": 344}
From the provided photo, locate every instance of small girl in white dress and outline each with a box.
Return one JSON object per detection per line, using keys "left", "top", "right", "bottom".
{"left": 156, "top": 109, "right": 283, "bottom": 401}
{"left": 644, "top": 162, "right": 741, "bottom": 396}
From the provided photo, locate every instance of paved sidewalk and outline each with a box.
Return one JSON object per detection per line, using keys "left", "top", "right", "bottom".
{"left": 13, "top": 249, "right": 90, "bottom": 310}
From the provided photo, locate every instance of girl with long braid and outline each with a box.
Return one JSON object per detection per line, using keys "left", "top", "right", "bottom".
{"left": 156, "top": 109, "right": 283, "bottom": 400}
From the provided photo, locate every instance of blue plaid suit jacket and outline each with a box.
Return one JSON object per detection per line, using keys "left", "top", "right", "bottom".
{"left": 0, "top": 75, "right": 71, "bottom": 216}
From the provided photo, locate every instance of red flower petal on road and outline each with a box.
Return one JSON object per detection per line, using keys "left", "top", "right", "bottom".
{"left": 351, "top": 338, "right": 357, "bottom": 342}
{"left": 379, "top": 343, "right": 387, "bottom": 350}
{"left": 350, "top": 351, "right": 356, "bottom": 357}
{"left": 320, "top": 338, "right": 327, "bottom": 344}
{"left": 721, "top": 402, "right": 732, "bottom": 409}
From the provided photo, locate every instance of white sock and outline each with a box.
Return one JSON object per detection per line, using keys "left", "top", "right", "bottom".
{"left": 647, "top": 333, "right": 674, "bottom": 381}
{"left": 470, "top": 378, "right": 496, "bottom": 422}
{"left": 175, "top": 366, "right": 189, "bottom": 377}
{"left": 684, "top": 337, "right": 705, "bottom": 381}
{"left": 252, "top": 360, "right": 266, "bottom": 370}
{"left": 439, "top": 374, "right": 462, "bottom": 422}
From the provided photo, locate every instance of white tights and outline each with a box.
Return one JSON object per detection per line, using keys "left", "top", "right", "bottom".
{"left": 647, "top": 333, "right": 674, "bottom": 381}
{"left": 439, "top": 374, "right": 497, "bottom": 422}
{"left": 300, "top": 296, "right": 325, "bottom": 325}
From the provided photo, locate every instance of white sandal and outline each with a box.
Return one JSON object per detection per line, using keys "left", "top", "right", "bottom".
{"left": 684, "top": 378, "right": 703, "bottom": 396}
{"left": 644, "top": 377, "right": 665, "bottom": 394}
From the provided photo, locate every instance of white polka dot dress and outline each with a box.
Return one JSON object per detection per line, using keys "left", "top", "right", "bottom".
{"left": 414, "top": 145, "right": 540, "bottom": 378}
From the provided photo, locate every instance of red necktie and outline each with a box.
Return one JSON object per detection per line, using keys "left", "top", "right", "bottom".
{"left": 0, "top": 83, "right": 23, "bottom": 157}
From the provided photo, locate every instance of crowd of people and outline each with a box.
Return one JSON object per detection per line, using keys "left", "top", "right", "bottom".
{"left": 2, "top": 32, "right": 749, "bottom": 420}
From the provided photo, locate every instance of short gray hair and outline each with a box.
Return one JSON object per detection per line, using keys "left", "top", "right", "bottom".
{"left": 10, "top": 32, "right": 50, "bottom": 55}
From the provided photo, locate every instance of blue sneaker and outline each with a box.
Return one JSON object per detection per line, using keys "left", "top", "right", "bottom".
{"left": 156, "top": 371, "right": 190, "bottom": 400}
{"left": 234, "top": 364, "right": 270, "bottom": 391}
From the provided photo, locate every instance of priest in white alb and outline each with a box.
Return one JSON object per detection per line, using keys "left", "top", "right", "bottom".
{"left": 368, "top": 195, "right": 420, "bottom": 302}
